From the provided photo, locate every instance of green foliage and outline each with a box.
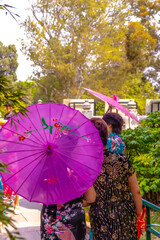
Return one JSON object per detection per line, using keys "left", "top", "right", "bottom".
{"left": 117, "top": 73, "right": 159, "bottom": 114}
{"left": 13, "top": 79, "right": 36, "bottom": 105}
{"left": 20, "top": 0, "right": 135, "bottom": 102}
{"left": 0, "top": 162, "right": 24, "bottom": 239}
{"left": 94, "top": 101, "right": 105, "bottom": 116}
{"left": 0, "top": 42, "right": 18, "bottom": 82}
{"left": 0, "top": 75, "right": 28, "bottom": 117}
{"left": 125, "top": 21, "right": 157, "bottom": 71}
{"left": 128, "top": 0, "right": 160, "bottom": 89}
{"left": 20, "top": 0, "right": 160, "bottom": 107}
{"left": 121, "top": 112, "right": 160, "bottom": 203}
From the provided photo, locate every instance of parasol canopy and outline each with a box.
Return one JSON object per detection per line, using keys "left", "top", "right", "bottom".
{"left": 83, "top": 88, "right": 139, "bottom": 122}
{"left": 0, "top": 103, "right": 104, "bottom": 205}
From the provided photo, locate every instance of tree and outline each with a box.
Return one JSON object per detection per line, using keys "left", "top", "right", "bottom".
{"left": 125, "top": 21, "right": 157, "bottom": 72}
{"left": 0, "top": 42, "right": 18, "bottom": 82}
{"left": 21, "top": 0, "right": 131, "bottom": 102}
{"left": 117, "top": 72, "right": 159, "bottom": 114}
{"left": 21, "top": 0, "right": 159, "bottom": 109}
{"left": 0, "top": 74, "right": 28, "bottom": 116}
{"left": 127, "top": 0, "right": 160, "bottom": 90}
{"left": 13, "top": 79, "right": 37, "bottom": 105}
{"left": 121, "top": 112, "right": 160, "bottom": 204}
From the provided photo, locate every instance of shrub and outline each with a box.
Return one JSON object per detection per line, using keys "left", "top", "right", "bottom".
{"left": 121, "top": 112, "right": 160, "bottom": 204}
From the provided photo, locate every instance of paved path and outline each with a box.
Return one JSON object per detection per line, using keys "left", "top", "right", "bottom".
{"left": 0, "top": 197, "right": 90, "bottom": 240}
{"left": 0, "top": 197, "right": 42, "bottom": 240}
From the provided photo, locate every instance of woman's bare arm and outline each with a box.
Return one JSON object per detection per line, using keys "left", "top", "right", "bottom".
{"left": 83, "top": 186, "right": 96, "bottom": 205}
{"left": 128, "top": 173, "right": 142, "bottom": 218}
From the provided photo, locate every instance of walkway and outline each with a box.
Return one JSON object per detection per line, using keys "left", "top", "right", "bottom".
{"left": 0, "top": 197, "right": 90, "bottom": 240}
{"left": 0, "top": 197, "right": 41, "bottom": 240}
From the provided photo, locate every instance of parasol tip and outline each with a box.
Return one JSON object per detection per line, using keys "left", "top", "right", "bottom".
{"left": 48, "top": 145, "right": 52, "bottom": 151}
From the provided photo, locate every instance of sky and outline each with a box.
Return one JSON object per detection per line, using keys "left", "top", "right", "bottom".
{"left": 0, "top": 0, "right": 34, "bottom": 81}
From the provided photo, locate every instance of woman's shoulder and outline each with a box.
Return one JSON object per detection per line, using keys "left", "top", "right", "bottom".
{"left": 103, "top": 149, "right": 129, "bottom": 163}
{"left": 102, "top": 150, "right": 135, "bottom": 176}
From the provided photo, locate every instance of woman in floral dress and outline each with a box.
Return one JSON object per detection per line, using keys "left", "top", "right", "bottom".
{"left": 41, "top": 186, "right": 96, "bottom": 240}
{"left": 103, "top": 112, "right": 125, "bottom": 154}
{"left": 89, "top": 118, "right": 142, "bottom": 240}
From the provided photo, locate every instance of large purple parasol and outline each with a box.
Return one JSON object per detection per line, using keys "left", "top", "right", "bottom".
{"left": 0, "top": 103, "right": 103, "bottom": 205}
{"left": 83, "top": 87, "right": 139, "bottom": 122}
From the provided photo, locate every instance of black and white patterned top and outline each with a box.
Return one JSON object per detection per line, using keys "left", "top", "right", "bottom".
{"left": 89, "top": 149, "right": 137, "bottom": 240}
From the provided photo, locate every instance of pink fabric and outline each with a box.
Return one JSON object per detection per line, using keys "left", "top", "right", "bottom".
{"left": 0, "top": 102, "right": 104, "bottom": 205}
{"left": 83, "top": 88, "right": 139, "bottom": 122}
{"left": 56, "top": 223, "right": 76, "bottom": 240}
{"left": 2, "top": 179, "right": 15, "bottom": 203}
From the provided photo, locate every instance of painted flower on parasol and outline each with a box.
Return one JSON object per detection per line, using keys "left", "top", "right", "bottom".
{"left": 83, "top": 88, "right": 139, "bottom": 122}
{"left": 0, "top": 103, "right": 104, "bottom": 205}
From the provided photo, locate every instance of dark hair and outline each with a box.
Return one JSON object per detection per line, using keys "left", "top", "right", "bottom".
{"left": 102, "top": 113, "right": 123, "bottom": 134}
{"left": 90, "top": 118, "right": 108, "bottom": 145}
{"left": 4, "top": 103, "right": 12, "bottom": 107}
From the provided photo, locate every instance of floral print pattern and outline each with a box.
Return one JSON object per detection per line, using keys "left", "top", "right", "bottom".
{"left": 89, "top": 150, "right": 137, "bottom": 240}
{"left": 2, "top": 179, "right": 16, "bottom": 204}
{"left": 107, "top": 133, "right": 125, "bottom": 154}
{"left": 41, "top": 198, "right": 86, "bottom": 240}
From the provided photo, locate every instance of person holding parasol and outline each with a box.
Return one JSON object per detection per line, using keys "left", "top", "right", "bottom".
{"left": 89, "top": 118, "right": 142, "bottom": 240}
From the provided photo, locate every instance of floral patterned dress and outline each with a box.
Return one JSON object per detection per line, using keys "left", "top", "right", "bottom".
{"left": 107, "top": 133, "right": 125, "bottom": 154}
{"left": 2, "top": 178, "right": 16, "bottom": 204}
{"left": 89, "top": 149, "right": 137, "bottom": 240}
{"left": 41, "top": 197, "right": 86, "bottom": 240}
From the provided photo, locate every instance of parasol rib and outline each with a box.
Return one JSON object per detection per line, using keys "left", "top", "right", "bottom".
{"left": 58, "top": 152, "right": 96, "bottom": 187}
{"left": 59, "top": 143, "right": 102, "bottom": 150}
{"left": 35, "top": 104, "right": 48, "bottom": 144}
{"left": 52, "top": 154, "right": 64, "bottom": 205}
{"left": 51, "top": 104, "right": 66, "bottom": 144}
{"left": 2, "top": 126, "right": 43, "bottom": 147}
{"left": 49, "top": 102, "right": 51, "bottom": 143}
{"left": 56, "top": 129, "right": 99, "bottom": 147}
{"left": 1, "top": 149, "right": 44, "bottom": 154}
{"left": 4, "top": 151, "right": 47, "bottom": 183}
{"left": 62, "top": 150, "right": 103, "bottom": 159}
{"left": 11, "top": 117, "right": 45, "bottom": 145}
{"left": 57, "top": 118, "right": 89, "bottom": 144}
{"left": 29, "top": 152, "right": 48, "bottom": 202}
{"left": 62, "top": 109, "right": 79, "bottom": 128}
{"left": 55, "top": 151, "right": 101, "bottom": 175}
{"left": 14, "top": 152, "right": 47, "bottom": 193}
{"left": 5, "top": 150, "right": 45, "bottom": 165}
{"left": 57, "top": 153, "right": 90, "bottom": 193}
{"left": 0, "top": 139, "right": 43, "bottom": 148}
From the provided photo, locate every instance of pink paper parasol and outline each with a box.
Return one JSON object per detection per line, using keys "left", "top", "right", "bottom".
{"left": 0, "top": 103, "right": 104, "bottom": 205}
{"left": 83, "top": 88, "right": 139, "bottom": 122}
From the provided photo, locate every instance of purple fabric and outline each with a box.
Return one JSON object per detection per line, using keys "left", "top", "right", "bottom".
{"left": 0, "top": 103, "right": 103, "bottom": 205}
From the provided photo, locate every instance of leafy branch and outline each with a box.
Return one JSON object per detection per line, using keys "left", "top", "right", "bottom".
{"left": 0, "top": 161, "right": 24, "bottom": 239}
{"left": 0, "top": 4, "right": 20, "bottom": 21}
